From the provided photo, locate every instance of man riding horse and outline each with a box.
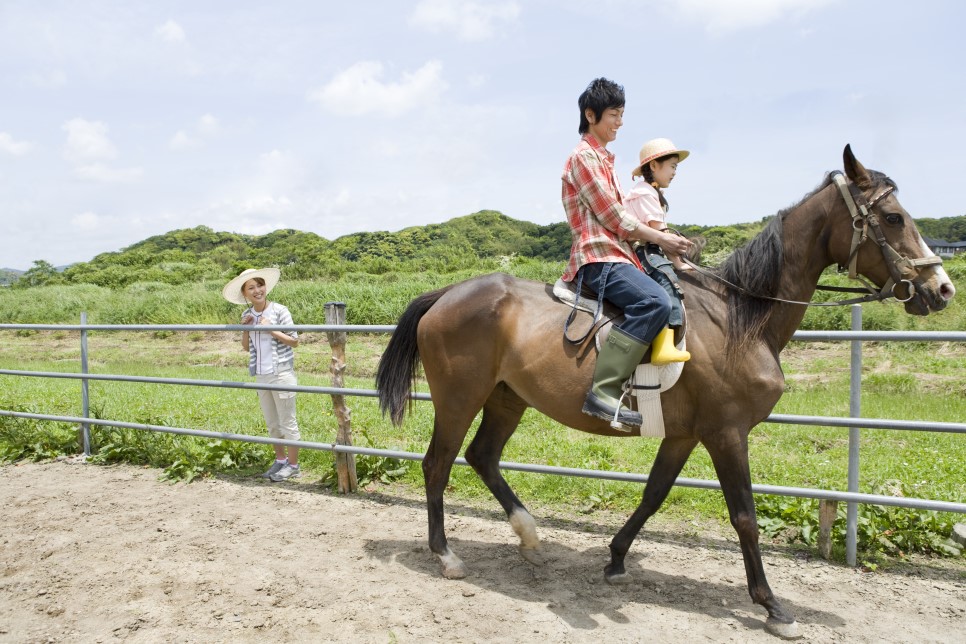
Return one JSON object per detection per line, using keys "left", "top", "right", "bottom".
{"left": 561, "top": 77, "right": 691, "bottom": 429}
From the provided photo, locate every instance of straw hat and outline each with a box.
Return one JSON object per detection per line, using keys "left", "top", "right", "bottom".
{"left": 222, "top": 268, "right": 281, "bottom": 305}
{"left": 630, "top": 138, "right": 690, "bottom": 178}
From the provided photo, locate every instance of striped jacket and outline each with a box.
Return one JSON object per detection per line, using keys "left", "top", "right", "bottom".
{"left": 243, "top": 302, "right": 297, "bottom": 376}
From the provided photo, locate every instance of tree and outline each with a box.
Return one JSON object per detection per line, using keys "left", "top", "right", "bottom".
{"left": 13, "top": 260, "right": 62, "bottom": 289}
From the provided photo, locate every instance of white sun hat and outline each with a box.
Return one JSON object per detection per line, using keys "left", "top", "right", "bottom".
{"left": 222, "top": 267, "right": 281, "bottom": 305}
{"left": 631, "top": 138, "right": 690, "bottom": 179}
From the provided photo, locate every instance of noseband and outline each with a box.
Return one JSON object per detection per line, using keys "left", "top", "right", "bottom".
{"left": 830, "top": 171, "right": 943, "bottom": 303}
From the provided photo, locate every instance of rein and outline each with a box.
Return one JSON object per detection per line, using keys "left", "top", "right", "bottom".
{"left": 681, "top": 171, "right": 943, "bottom": 307}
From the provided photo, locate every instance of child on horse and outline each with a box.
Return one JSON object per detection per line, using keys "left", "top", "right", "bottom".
{"left": 624, "top": 137, "right": 692, "bottom": 348}
{"left": 560, "top": 78, "right": 691, "bottom": 429}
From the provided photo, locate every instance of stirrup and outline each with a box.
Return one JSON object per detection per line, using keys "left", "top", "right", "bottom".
{"left": 582, "top": 391, "right": 641, "bottom": 430}
{"left": 609, "top": 387, "right": 636, "bottom": 430}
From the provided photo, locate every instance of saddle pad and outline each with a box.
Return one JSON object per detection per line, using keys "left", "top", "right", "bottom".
{"left": 553, "top": 278, "right": 598, "bottom": 315}
{"left": 633, "top": 364, "right": 665, "bottom": 438}
{"left": 630, "top": 336, "right": 688, "bottom": 438}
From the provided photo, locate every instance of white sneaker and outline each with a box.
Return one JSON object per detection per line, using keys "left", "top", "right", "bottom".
{"left": 260, "top": 460, "right": 288, "bottom": 479}
{"left": 270, "top": 464, "right": 301, "bottom": 482}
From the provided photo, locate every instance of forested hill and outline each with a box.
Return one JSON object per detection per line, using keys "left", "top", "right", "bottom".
{"left": 8, "top": 210, "right": 966, "bottom": 289}
{"left": 915, "top": 217, "right": 966, "bottom": 243}
{"left": 13, "top": 211, "right": 580, "bottom": 289}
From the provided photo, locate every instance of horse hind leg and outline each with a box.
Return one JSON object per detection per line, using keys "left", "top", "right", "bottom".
{"left": 423, "top": 399, "right": 484, "bottom": 580}
{"left": 463, "top": 384, "right": 543, "bottom": 564}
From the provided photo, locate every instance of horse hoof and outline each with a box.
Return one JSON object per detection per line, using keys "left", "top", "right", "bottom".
{"left": 765, "top": 617, "right": 801, "bottom": 639}
{"left": 519, "top": 545, "right": 546, "bottom": 566}
{"left": 438, "top": 548, "right": 468, "bottom": 579}
{"left": 441, "top": 562, "right": 468, "bottom": 579}
{"left": 509, "top": 508, "right": 540, "bottom": 550}
{"left": 604, "top": 571, "right": 632, "bottom": 586}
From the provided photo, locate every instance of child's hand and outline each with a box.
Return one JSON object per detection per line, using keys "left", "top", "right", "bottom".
{"left": 242, "top": 314, "right": 255, "bottom": 325}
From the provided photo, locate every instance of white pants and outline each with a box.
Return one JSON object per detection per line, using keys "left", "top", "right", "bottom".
{"left": 255, "top": 370, "right": 300, "bottom": 441}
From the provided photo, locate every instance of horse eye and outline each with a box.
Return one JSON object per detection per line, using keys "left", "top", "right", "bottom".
{"left": 884, "top": 213, "right": 903, "bottom": 225}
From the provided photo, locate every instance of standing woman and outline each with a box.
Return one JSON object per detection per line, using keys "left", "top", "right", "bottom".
{"left": 223, "top": 268, "right": 302, "bottom": 482}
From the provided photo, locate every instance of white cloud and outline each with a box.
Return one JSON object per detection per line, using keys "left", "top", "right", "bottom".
{"left": 156, "top": 19, "right": 186, "bottom": 43}
{"left": 410, "top": 0, "right": 520, "bottom": 41}
{"left": 194, "top": 149, "right": 306, "bottom": 233}
{"left": 61, "top": 118, "right": 140, "bottom": 182}
{"left": 62, "top": 118, "right": 117, "bottom": 164}
{"left": 73, "top": 163, "right": 143, "bottom": 183}
{"left": 200, "top": 194, "right": 296, "bottom": 236}
{"left": 198, "top": 114, "right": 220, "bottom": 135}
{"left": 0, "top": 132, "right": 33, "bottom": 156}
{"left": 71, "top": 211, "right": 103, "bottom": 230}
{"left": 670, "top": 0, "right": 838, "bottom": 33}
{"left": 253, "top": 149, "right": 306, "bottom": 194}
{"left": 308, "top": 60, "right": 446, "bottom": 117}
{"left": 467, "top": 73, "right": 487, "bottom": 89}
{"left": 168, "top": 114, "right": 219, "bottom": 151}
{"left": 27, "top": 69, "right": 67, "bottom": 89}
{"left": 168, "top": 130, "right": 196, "bottom": 150}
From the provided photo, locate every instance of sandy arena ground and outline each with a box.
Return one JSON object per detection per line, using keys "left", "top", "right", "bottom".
{"left": 1, "top": 459, "right": 963, "bottom": 643}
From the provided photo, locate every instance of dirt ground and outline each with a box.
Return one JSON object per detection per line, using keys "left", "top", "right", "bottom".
{"left": 1, "top": 460, "right": 963, "bottom": 644}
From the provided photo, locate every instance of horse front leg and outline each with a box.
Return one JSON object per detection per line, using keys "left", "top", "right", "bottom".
{"left": 705, "top": 433, "right": 801, "bottom": 640}
{"left": 464, "top": 386, "right": 542, "bottom": 563}
{"left": 606, "top": 437, "right": 698, "bottom": 584}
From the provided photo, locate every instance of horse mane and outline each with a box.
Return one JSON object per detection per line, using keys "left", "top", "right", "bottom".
{"left": 717, "top": 175, "right": 833, "bottom": 355}
{"left": 716, "top": 169, "right": 898, "bottom": 356}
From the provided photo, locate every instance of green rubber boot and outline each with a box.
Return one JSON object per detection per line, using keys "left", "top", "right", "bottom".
{"left": 582, "top": 327, "right": 650, "bottom": 429}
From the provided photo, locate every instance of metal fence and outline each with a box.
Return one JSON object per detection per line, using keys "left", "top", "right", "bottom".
{"left": 1, "top": 305, "right": 964, "bottom": 567}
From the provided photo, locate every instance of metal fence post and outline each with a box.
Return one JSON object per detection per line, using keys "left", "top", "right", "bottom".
{"left": 79, "top": 312, "right": 91, "bottom": 456}
{"left": 324, "top": 302, "right": 357, "bottom": 493}
{"left": 846, "top": 304, "right": 862, "bottom": 566}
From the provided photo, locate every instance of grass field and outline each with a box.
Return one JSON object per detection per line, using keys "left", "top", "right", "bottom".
{"left": 2, "top": 326, "right": 963, "bottom": 512}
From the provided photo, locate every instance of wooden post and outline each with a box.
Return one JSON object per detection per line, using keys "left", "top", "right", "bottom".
{"left": 324, "top": 302, "right": 357, "bottom": 493}
{"left": 818, "top": 499, "right": 838, "bottom": 560}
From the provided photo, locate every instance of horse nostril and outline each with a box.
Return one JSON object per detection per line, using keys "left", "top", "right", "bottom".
{"left": 940, "top": 283, "right": 956, "bottom": 301}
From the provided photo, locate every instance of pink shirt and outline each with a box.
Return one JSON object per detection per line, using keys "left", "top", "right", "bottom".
{"left": 624, "top": 181, "right": 668, "bottom": 228}
{"left": 561, "top": 135, "right": 642, "bottom": 282}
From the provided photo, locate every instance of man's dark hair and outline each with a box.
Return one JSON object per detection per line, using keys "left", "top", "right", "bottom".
{"left": 578, "top": 78, "right": 625, "bottom": 135}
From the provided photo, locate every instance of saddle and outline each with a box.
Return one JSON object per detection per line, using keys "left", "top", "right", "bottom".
{"left": 552, "top": 277, "right": 688, "bottom": 438}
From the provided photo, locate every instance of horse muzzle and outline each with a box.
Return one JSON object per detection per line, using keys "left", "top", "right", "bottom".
{"left": 902, "top": 271, "right": 956, "bottom": 315}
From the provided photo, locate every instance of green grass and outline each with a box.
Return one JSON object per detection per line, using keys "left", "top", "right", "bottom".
{"left": 1, "top": 328, "right": 964, "bottom": 565}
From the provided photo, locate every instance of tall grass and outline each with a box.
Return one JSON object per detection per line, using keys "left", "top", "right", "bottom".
{"left": 0, "top": 258, "right": 569, "bottom": 326}
{"left": 3, "top": 256, "right": 962, "bottom": 330}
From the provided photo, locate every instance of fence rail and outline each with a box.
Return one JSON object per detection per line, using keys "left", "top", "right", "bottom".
{"left": 1, "top": 306, "right": 964, "bottom": 567}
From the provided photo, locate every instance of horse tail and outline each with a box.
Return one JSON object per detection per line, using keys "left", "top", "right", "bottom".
{"left": 376, "top": 285, "right": 454, "bottom": 426}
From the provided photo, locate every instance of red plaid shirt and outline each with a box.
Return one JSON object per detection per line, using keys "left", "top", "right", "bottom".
{"left": 561, "top": 134, "right": 641, "bottom": 281}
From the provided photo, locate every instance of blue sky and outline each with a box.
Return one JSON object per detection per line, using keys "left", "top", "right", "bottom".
{"left": 2, "top": 0, "right": 964, "bottom": 270}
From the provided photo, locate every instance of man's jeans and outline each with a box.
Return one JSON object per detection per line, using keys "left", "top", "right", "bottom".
{"left": 580, "top": 262, "right": 671, "bottom": 343}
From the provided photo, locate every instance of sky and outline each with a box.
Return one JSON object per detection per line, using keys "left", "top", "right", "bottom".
{"left": 2, "top": 0, "right": 965, "bottom": 271}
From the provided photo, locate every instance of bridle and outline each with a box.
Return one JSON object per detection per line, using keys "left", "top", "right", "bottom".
{"left": 681, "top": 171, "right": 944, "bottom": 307}
{"left": 829, "top": 171, "right": 942, "bottom": 303}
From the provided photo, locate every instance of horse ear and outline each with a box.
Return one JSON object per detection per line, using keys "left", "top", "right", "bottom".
{"left": 843, "top": 144, "right": 872, "bottom": 188}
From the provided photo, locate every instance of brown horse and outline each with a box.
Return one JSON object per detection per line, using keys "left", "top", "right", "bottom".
{"left": 375, "top": 146, "right": 955, "bottom": 638}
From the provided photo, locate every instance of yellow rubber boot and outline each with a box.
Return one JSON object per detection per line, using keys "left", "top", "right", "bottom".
{"left": 650, "top": 327, "right": 690, "bottom": 365}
